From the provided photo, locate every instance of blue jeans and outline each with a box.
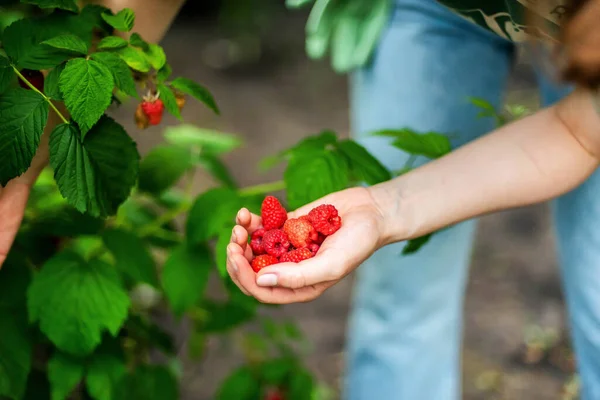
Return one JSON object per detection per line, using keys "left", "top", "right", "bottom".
{"left": 345, "top": 0, "right": 600, "bottom": 399}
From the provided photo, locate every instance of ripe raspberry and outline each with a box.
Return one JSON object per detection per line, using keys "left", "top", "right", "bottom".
{"left": 262, "top": 229, "right": 290, "bottom": 258}
{"left": 261, "top": 196, "right": 287, "bottom": 230}
{"left": 141, "top": 98, "right": 164, "bottom": 125}
{"left": 315, "top": 233, "right": 326, "bottom": 245}
{"left": 308, "top": 204, "right": 342, "bottom": 235}
{"left": 251, "top": 254, "right": 278, "bottom": 272}
{"left": 308, "top": 243, "right": 320, "bottom": 254}
{"left": 134, "top": 103, "right": 150, "bottom": 129}
{"left": 283, "top": 218, "right": 318, "bottom": 248}
{"left": 250, "top": 228, "right": 266, "bottom": 255}
{"left": 280, "top": 248, "right": 313, "bottom": 263}
{"left": 18, "top": 69, "right": 44, "bottom": 92}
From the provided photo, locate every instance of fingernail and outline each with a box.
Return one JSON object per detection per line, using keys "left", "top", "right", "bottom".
{"left": 257, "top": 274, "right": 278, "bottom": 287}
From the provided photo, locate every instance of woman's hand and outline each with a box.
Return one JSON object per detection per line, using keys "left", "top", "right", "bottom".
{"left": 226, "top": 187, "right": 388, "bottom": 304}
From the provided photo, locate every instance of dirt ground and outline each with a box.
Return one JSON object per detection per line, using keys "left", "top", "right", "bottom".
{"left": 111, "top": 8, "right": 575, "bottom": 400}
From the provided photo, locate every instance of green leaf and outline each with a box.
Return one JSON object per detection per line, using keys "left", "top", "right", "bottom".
{"left": 284, "top": 149, "right": 349, "bottom": 210}
{"left": 288, "top": 369, "right": 315, "bottom": 400}
{"left": 138, "top": 145, "right": 193, "bottom": 196}
{"left": 44, "top": 62, "right": 66, "bottom": 101}
{"left": 0, "top": 309, "right": 32, "bottom": 400}
{"left": 115, "top": 365, "right": 178, "bottom": 400}
{"left": 373, "top": 129, "right": 452, "bottom": 159}
{"left": 337, "top": 139, "right": 391, "bottom": 185}
{"left": 0, "top": 254, "right": 32, "bottom": 310}
{"left": 170, "top": 77, "right": 219, "bottom": 114}
{"left": 186, "top": 187, "right": 242, "bottom": 244}
{"left": 42, "top": 34, "right": 88, "bottom": 55}
{"left": 158, "top": 83, "right": 181, "bottom": 120}
{"left": 48, "top": 353, "right": 84, "bottom": 400}
{"left": 0, "top": 55, "right": 15, "bottom": 94}
{"left": 22, "top": 370, "right": 51, "bottom": 400}
{"left": 286, "top": 0, "right": 315, "bottom": 8}
{"left": 101, "top": 8, "right": 135, "bottom": 32}
{"left": 129, "top": 33, "right": 149, "bottom": 51}
{"left": 216, "top": 366, "right": 260, "bottom": 400}
{"left": 146, "top": 44, "right": 166, "bottom": 70}
{"left": 125, "top": 316, "right": 175, "bottom": 356}
{"left": 0, "top": 88, "right": 49, "bottom": 186}
{"left": 27, "top": 206, "right": 105, "bottom": 237}
{"left": 86, "top": 355, "right": 126, "bottom": 400}
{"left": 197, "top": 154, "right": 238, "bottom": 188}
{"left": 27, "top": 251, "right": 130, "bottom": 356}
{"left": 215, "top": 228, "right": 231, "bottom": 279}
{"left": 92, "top": 51, "right": 137, "bottom": 98}
{"left": 59, "top": 58, "right": 114, "bottom": 133}
{"left": 262, "top": 130, "right": 338, "bottom": 171}
{"left": 161, "top": 244, "right": 212, "bottom": 316}
{"left": 163, "top": 124, "right": 241, "bottom": 155}
{"left": 157, "top": 63, "right": 172, "bottom": 83}
{"left": 402, "top": 234, "right": 433, "bottom": 255}
{"left": 49, "top": 118, "right": 140, "bottom": 217}
{"left": 200, "top": 300, "right": 255, "bottom": 333}
{"left": 117, "top": 46, "right": 150, "bottom": 73}
{"left": 79, "top": 4, "right": 114, "bottom": 36}
{"left": 20, "top": 0, "right": 78, "bottom": 12}
{"left": 97, "top": 36, "right": 128, "bottom": 51}
{"left": 102, "top": 228, "right": 158, "bottom": 287}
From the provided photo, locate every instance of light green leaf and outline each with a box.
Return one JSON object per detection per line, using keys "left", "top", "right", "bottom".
{"left": 0, "top": 88, "right": 49, "bottom": 186}
{"left": 0, "top": 55, "right": 15, "bottom": 94}
{"left": 186, "top": 187, "right": 242, "bottom": 244}
{"left": 305, "top": 0, "right": 337, "bottom": 59}
{"left": 162, "top": 244, "right": 212, "bottom": 316}
{"left": 373, "top": 129, "right": 452, "bottom": 159}
{"left": 163, "top": 124, "right": 241, "bottom": 155}
{"left": 102, "top": 228, "right": 158, "bottom": 287}
{"left": 337, "top": 139, "right": 391, "bottom": 185}
{"left": 42, "top": 34, "right": 88, "bottom": 55}
{"left": 0, "top": 309, "right": 32, "bottom": 400}
{"left": 170, "top": 77, "right": 219, "bottom": 114}
{"left": 146, "top": 44, "right": 166, "bottom": 70}
{"left": 97, "top": 36, "right": 128, "bottom": 51}
{"left": 49, "top": 118, "right": 139, "bottom": 217}
{"left": 48, "top": 353, "right": 84, "bottom": 400}
{"left": 59, "top": 58, "right": 114, "bottom": 133}
{"left": 20, "top": 0, "right": 78, "bottom": 12}
{"left": 101, "top": 8, "right": 135, "bottom": 32}
{"left": 216, "top": 367, "right": 260, "bottom": 400}
{"left": 286, "top": 0, "right": 314, "bottom": 8}
{"left": 92, "top": 52, "right": 137, "bottom": 98}
{"left": 44, "top": 63, "right": 66, "bottom": 100}
{"left": 197, "top": 154, "right": 238, "bottom": 189}
{"left": 115, "top": 365, "right": 178, "bottom": 400}
{"left": 158, "top": 83, "right": 181, "bottom": 120}
{"left": 27, "top": 251, "right": 130, "bottom": 356}
{"left": 117, "top": 46, "right": 150, "bottom": 72}
{"left": 138, "top": 145, "right": 193, "bottom": 196}
{"left": 86, "top": 354, "right": 126, "bottom": 400}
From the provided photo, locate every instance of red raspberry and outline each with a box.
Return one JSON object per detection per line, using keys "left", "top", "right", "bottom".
{"left": 315, "top": 233, "right": 326, "bottom": 245}
{"left": 141, "top": 98, "right": 164, "bottom": 125}
{"left": 18, "top": 69, "right": 44, "bottom": 92}
{"left": 283, "top": 218, "right": 318, "bottom": 248}
{"left": 261, "top": 196, "right": 287, "bottom": 230}
{"left": 308, "top": 204, "right": 342, "bottom": 235}
{"left": 280, "top": 248, "right": 313, "bottom": 263}
{"left": 250, "top": 228, "right": 266, "bottom": 255}
{"left": 308, "top": 243, "right": 320, "bottom": 254}
{"left": 264, "top": 388, "right": 285, "bottom": 400}
{"left": 262, "top": 229, "right": 290, "bottom": 258}
{"left": 251, "top": 254, "right": 278, "bottom": 272}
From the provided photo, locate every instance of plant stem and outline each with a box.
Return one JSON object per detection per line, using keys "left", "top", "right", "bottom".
{"left": 13, "top": 67, "right": 70, "bottom": 124}
{"left": 238, "top": 180, "right": 285, "bottom": 196}
{"left": 137, "top": 200, "right": 192, "bottom": 238}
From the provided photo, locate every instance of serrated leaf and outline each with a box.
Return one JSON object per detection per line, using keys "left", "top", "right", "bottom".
{"left": 216, "top": 366, "right": 260, "bottom": 400}
{"left": 97, "top": 36, "right": 128, "bottom": 51}
{"left": 20, "top": 0, "right": 78, "bottom": 12}
{"left": 42, "top": 34, "right": 88, "bottom": 55}
{"left": 197, "top": 154, "right": 237, "bottom": 188}
{"left": 101, "top": 8, "right": 135, "bottom": 32}
{"left": 27, "top": 251, "right": 130, "bottom": 356}
{"left": 115, "top": 365, "right": 178, "bottom": 400}
{"left": 102, "top": 228, "right": 158, "bottom": 287}
{"left": 92, "top": 51, "right": 137, "bottom": 98}
{"left": 373, "top": 129, "right": 452, "bottom": 159}
{"left": 146, "top": 44, "right": 166, "bottom": 70}
{"left": 49, "top": 118, "right": 140, "bottom": 217}
{"left": 117, "top": 46, "right": 150, "bottom": 72}
{"left": 158, "top": 83, "right": 181, "bottom": 120}
{"left": 163, "top": 124, "right": 241, "bottom": 154}
{"left": 0, "top": 309, "right": 32, "bottom": 400}
{"left": 138, "top": 145, "right": 193, "bottom": 196}
{"left": 59, "top": 58, "right": 114, "bottom": 133}
{"left": 186, "top": 187, "right": 242, "bottom": 244}
{"left": 0, "top": 88, "right": 49, "bottom": 186}
{"left": 0, "top": 55, "right": 15, "bottom": 94}
{"left": 162, "top": 244, "right": 211, "bottom": 316}
{"left": 48, "top": 353, "right": 84, "bottom": 400}
{"left": 337, "top": 139, "right": 391, "bottom": 184}
{"left": 44, "top": 62, "right": 66, "bottom": 100}
{"left": 170, "top": 77, "right": 219, "bottom": 114}
{"left": 86, "top": 355, "right": 126, "bottom": 400}
{"left": 402, "top": 234, "right": 433, "bottom": 255}
{"left": 284, "top": 149, "right": 349, "bottom": 210}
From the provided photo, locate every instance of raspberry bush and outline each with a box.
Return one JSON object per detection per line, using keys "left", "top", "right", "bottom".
{"left": 0, "top": 1, "right": 461, "bottom": 399}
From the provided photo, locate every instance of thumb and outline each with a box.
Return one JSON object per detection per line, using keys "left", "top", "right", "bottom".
{"left": 255, "top": 252, "right": 343, "bottom": 289}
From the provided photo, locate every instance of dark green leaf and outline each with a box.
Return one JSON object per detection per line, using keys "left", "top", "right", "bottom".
{"left": 86, "top": 354, "right": 126, "bottom": 400}
{"left": 216, "top": 366, "right": 260, "bottom": 400}
{"left": 373, "top": 129, "right": 452, "bottom": 159}
{"left": 0, "top": 88, "right": 48, "bottom": 186}
{"left": 288, "top": 368, "right": 315, "bottom": 400}
{"left": 92, "top": 51, "right": 137, "bottom": 98}
{"left": 101, "top": 8, "right": 135, "bottom": 32}
{"left": 0, "top": 309, "right": 32, "bottom": 400}
{"left": 337, "top": 139, "right": 391, "bottom": 184}
{"left": 20, "top": 0, "right": 78, "bottom": 12}
{"left": 48, "top": 352, "right": 84, "bottom": 400}
{"left": 163, "top": 124, "right": 241, "bottom": 154}
{"left": 261, "top": 130, "right": 338, "bottom": 171}
{"left": 42, "top": 34, "right": 88, "bottom": 55}
{"left": 0, "top": 55, "right": 15, "bottom": 94}
{"left": 27, "top": 206, "right": 105, "bottom": 237}
{"left": 117, "top": 46, "right": 150, "bottom": 72}
{"left": 22, "top": 370, "right": 51, "bottom": 400}
{"left": 115, "top": 365, "right": 178, "bottom": 400}
{"left": 0, "top": 254, "right": 31, "bottom": 310}
{"left": 102, "top": 228, "right": 158, "bottom": 287}
{"left": 44, "top": 62, "right": 66, "bottom": 100}
{"left": 157, "top": 63, "right": 172, "bottom": 83}
{"left": 138, "top": 144, "right": 193, "bottom": 196}
{"left": 402, "top": 234, "right": 433, "bottom": 255}
{"left": 158, "top": 83, "right": 181, "bottom": 120}
{"left": 197, "top": 154, "right": 238, "bottom": 189}
{"left": 124, "top": 316, "right": 175, "bottom": 355}
{"left": 162, "top": 243, "right": 212, "bottom": 316}
{"left": 79, "top": 5, "right": 114, "bottom": 36}
{"left": 129, "top": 33, "right": 149, "bottom": 51}
{"left": 186, "top": 187, "right": 242, "bottom": 244}
{"left": 200, "top": 300, "right": 255, "bottom": 333}
{"left": 97, "top": 36, "right": 129, "bottom": 51}
{"left": 170, "top": 77, "right": 219, "bottom": 114}
{"left": 259, "top": 358, "right": 294, "bottom": 386}
{"left": 49, "top": 118, "right": 140, "bottom": 217}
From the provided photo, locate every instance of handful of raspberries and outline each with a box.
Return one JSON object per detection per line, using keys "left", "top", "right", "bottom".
{"left": 250, "top": 196, "right": 342, "bottom": 272}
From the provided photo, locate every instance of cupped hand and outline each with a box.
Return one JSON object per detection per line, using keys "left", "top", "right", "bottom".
{"left": 226, "top": 187, "right": 388, "bottom": 304}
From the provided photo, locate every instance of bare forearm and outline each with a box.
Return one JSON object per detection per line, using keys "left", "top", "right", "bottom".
{"left": 370, "top": 89, "right": 600, "bottom": 244}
